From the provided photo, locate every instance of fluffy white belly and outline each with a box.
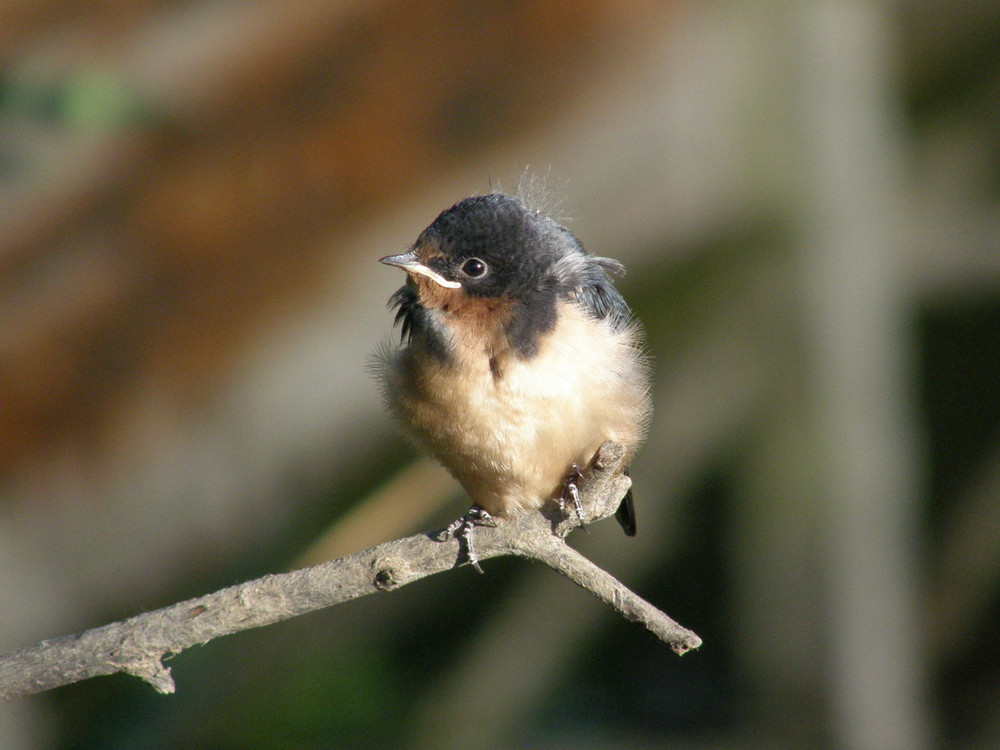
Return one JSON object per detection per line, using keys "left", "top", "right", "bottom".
{"left": 389, "top": 302, "right": 649, "bottom": 516}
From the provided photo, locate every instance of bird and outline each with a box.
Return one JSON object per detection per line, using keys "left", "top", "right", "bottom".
{"left": 375, "top": 191, "right": 651, "bottom": 570}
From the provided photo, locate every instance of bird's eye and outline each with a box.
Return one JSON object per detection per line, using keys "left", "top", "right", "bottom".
{"left": 460, "top": 258, "right": 488, "bottom": 278}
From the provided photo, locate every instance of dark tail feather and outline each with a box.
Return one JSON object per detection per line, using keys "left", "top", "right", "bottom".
{"left": 615, "top": 475, "right": 637, "bottom": 536}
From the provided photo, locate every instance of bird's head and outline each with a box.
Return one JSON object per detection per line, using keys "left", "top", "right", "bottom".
{"left": 379, "top": 193, "right": 574, "bottom": 310}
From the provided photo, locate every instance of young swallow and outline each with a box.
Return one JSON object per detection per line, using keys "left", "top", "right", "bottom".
{"left": 376, "top": 192, "right": 651, "bottom": 570}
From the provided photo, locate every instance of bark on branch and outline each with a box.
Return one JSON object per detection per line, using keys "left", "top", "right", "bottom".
{"left": 0, "top": 441, "right": 700, "bottom": 701}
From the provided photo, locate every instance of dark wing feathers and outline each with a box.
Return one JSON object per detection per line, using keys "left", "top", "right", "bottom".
{"left": 555, "top": 252, "right": 632, "bottom": 332}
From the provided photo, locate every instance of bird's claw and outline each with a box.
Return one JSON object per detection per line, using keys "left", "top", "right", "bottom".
{"left": 438, "top": 505, "right": 497, "bottom": 573}
{"left": 558, "top": 464, "right": 588, "bottom": 532}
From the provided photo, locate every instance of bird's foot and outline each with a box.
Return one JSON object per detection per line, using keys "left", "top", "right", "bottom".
{"left": 437, "top": 505, "right": 497, "bottom": 573}
{"left": 558, "top": 464, "right": 588, "bottom": 532}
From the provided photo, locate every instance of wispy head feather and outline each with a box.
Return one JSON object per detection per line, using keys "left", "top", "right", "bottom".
{"left": 489, "top": 167, "right": 572, "bottom": 224}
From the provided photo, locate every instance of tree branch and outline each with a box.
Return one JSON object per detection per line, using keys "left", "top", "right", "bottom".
{"left": 0, "top": 442, "right": 700, "bottom": 701}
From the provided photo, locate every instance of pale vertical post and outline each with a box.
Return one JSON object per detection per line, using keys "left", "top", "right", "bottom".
{"left": 792, "top": 3, "right": 934, "bottom": 748}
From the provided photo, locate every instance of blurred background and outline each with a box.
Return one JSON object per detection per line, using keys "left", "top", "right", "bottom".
{"left": 1, "top": 0, "right": 999, "bottom": 748}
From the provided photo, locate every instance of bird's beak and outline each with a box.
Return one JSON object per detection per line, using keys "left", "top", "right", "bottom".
{"left": 379, "top": 251, "right": 461, "bottom": 289}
